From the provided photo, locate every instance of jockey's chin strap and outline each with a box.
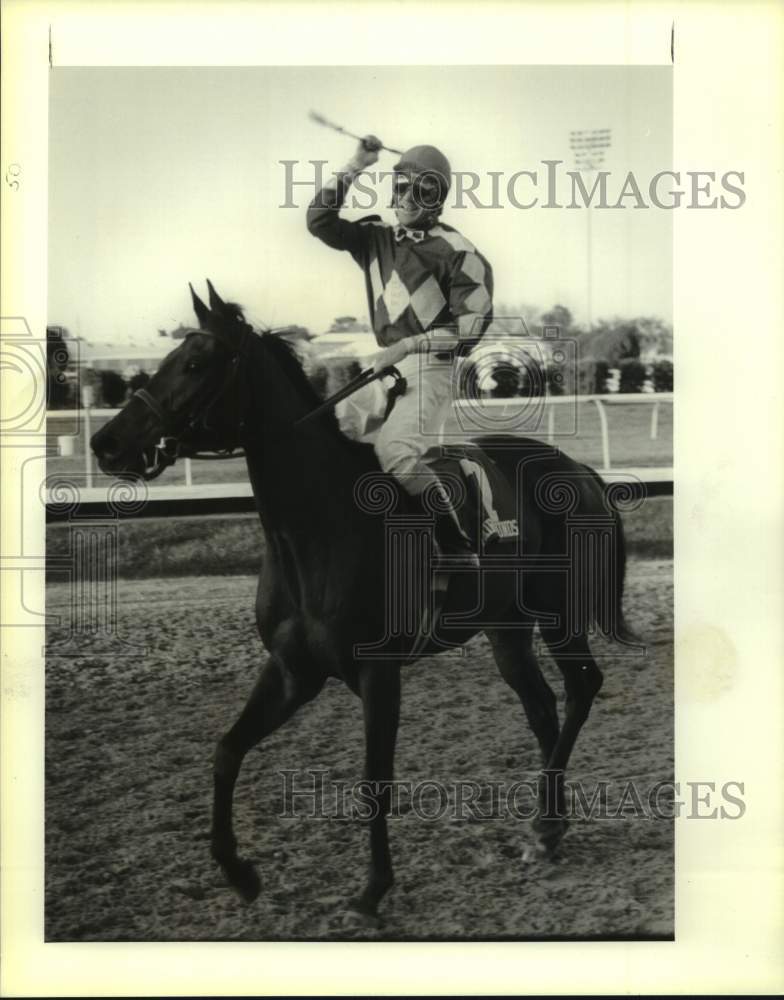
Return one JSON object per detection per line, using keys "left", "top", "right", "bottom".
{"left": 294, "top": 365, "right": 406, "bottom": 428}
{"left": 132, "top": 325, "right": 253, "bottom": 477}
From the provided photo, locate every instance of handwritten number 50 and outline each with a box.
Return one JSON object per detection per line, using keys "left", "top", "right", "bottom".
{"left": 5, "top": 164, "right": 21, "bottom": 191}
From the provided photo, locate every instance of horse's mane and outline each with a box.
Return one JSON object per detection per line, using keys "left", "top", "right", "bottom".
{"left": 218, "top": 302, "right": 324, "bottom": 412}
{"left": 259, "top": 331, "right": 343, "bottom": 435}
{"left": 214, "top": 299, "right": 372, "bottom": 453}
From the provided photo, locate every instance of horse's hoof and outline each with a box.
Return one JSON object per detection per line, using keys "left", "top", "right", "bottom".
{"left": 235, "top": 861, "right": 262, "bottom": 903}
{"left": 343, "top": 901, "right": 381, "bottom": 931}
{"left": 221, "top": 858, "right": 261, "bottom": 903}
{"left": 523, "top": 819, "right": 569, "bottom": 864}
{"left": 522, "top": 839, "right": 560, "bottom": 864}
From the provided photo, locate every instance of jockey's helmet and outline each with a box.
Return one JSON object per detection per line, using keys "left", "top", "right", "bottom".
{"left": 392, "top": 145, "right": 452, "bottom": 226}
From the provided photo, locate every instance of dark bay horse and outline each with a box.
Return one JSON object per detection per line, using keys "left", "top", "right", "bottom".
{"left": 91, "top": 281, "right": 638, "bottom": 926}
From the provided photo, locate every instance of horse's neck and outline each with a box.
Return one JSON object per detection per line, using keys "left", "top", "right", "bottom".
{"left": 241, "top": 355, "right": 366, "bottom": 539}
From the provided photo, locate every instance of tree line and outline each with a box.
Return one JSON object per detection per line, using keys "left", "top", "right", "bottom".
{"left": 46, "top": 305, "right": 673, "bottom": 409}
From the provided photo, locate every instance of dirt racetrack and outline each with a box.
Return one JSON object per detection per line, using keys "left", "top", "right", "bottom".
{"left": 45, "top": 558, "right": 673, "bottom": 941}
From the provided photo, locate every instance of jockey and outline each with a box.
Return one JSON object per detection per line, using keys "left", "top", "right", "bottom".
{"left": 307, "top": 135, "right": 494, "bottom": 564}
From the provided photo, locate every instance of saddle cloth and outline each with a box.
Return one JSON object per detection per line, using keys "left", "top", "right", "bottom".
{"left": 422, "top": 444, "right": 519, "bottom": 551}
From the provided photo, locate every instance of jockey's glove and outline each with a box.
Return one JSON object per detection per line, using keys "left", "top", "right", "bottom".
{"left": 373, "top": 335, "right": 425, "bottom": 374}
{"left": 373, "top": 332, "right": 457, "bottom": 374}
{"left": 346, "top": 134, "right": 382, "bottom": 173}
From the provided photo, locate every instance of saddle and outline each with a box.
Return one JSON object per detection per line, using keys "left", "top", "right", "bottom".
{"left": 421, "top": 444, "right": 519, "bottom": 555}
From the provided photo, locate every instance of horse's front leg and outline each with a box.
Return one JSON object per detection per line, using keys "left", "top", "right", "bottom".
{"left": 346, "top": 663, "right": 401, "bottom": 927}
{"left": 211, "top": 627, "right": 324, "bottom": 902}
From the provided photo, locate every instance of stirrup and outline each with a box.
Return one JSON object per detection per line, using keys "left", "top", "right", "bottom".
{"left": 405, "top": 571, "right": 450, "bottom": 663}
{"left": 430, "top": 506, "right": 480, "bottom": 570}
{"left": 431, "top": 537, "right": 480, "bottom": 570}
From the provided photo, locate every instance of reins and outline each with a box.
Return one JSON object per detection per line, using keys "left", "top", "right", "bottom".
{"left": 133, "top": 330, "right": 406, "bottom": 474}
{"left": 294, "top": 365, "right": 405, "bottom": 427}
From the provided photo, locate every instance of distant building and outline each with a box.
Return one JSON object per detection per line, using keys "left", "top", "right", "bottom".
{"left": 273, "top": 324, "right": 314, "bottom": 345}
{"left": 327, "top": 316, "right": 370, "bottom": 334}
{"left": 311, "top": 317, "right": 376, "bottom": 363}
{"left": 79, "top": 341, "right": 173, "bottom": 372}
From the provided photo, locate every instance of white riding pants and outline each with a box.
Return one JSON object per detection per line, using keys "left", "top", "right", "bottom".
{"left": 373, "top": 352, "right": 455, "bottom": 497}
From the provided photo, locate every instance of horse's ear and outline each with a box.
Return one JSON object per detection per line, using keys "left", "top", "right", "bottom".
{"left": 206, "top": 279, "right": 226, "bottom": 314}
{"left": 190, "top": 283, "right": 210, "bottom": 327}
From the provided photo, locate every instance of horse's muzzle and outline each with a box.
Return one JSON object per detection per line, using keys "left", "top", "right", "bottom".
{"left": 91, "top": 429, "right": 147, "bottom": 479}
{"left": 91, "top": 427, "right": 131, "bottom": 473}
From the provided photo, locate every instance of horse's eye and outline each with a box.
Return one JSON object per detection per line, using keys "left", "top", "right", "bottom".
{"left": 185, "top": 361, "right": 201, "bottom": 373}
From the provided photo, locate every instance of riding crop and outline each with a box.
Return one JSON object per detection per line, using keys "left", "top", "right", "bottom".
{"left": 308, "top": 110, "right": 404, "bottom": 156}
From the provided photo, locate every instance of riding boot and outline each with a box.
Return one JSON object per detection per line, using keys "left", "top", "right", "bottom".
{"left": 429, "top": 487, "right": 480, "bottom": 569}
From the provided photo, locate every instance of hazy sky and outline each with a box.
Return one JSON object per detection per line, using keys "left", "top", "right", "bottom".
{"left": 49, "top": 66, "right": 672, "bottom": 344}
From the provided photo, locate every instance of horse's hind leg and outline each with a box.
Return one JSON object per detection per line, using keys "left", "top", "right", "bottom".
{"left": 485, "top": 626, "right": 567, "bottom": 861}
{"left": 211, "top": 633, "right": 324, "bottom": 902}
{"left": 485, "top": 626, "right": 560, "bottom": 767}
{"left": 534, "top": 629, "right": 604, "bottom": 857}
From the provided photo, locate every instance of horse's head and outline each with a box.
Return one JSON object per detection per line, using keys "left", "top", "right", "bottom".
{"left": 91, "top": 280, "right": 253, "bottom": 479}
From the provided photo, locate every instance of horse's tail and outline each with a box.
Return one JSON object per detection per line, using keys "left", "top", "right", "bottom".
{"left": 610, "top": 505, "right": 640, "bottom": 645}
{"left": 581, "top": 464, "right": 640, "bottom": 645}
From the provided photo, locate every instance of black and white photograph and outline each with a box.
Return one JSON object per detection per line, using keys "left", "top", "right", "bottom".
{"left": 42, "top": 61, "right": 677, "bottom": 941}
{"left": 2, "top": 1, "right": 783, "bottom": 995}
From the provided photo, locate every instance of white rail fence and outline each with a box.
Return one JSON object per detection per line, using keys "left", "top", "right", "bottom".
{"left": 450, "top": 392, "right": 672, "bottom": 472}
{"left": 47, "top": 392, "right": 672, "bottom": 495}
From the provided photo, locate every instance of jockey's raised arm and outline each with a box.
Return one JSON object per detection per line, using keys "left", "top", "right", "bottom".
{"left": 306, "top": 135, "right": 494, "bottom": 565}
{"left": 306, "top": 135, "right": 382, "bottom": 260}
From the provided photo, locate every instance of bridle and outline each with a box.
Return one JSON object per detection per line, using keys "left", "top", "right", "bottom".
{"left": 132, "top": 325, "right": 252, "bottom": 478}
{"left": 130, "top": 321, "right": 406, "bottom": 478}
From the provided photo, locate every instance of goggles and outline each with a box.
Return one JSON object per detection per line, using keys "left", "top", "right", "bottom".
{"left": 392, "top": 172, "right": 445, "bottom": 211}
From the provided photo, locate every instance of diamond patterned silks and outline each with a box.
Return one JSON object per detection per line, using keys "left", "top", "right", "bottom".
{"left": 382, "top": 269, "right": 411, "bottom": 324}
{"left": 410, "top": 275, "right": 447, "bottom": 330}
{"left": 307, "top": 180, "right": 493, "bottom": 343}
{"left": 378, "top": 270, "right": 447, "bottom": 331}
{"left": 369, "top": 258, "right": 384, "bottom": 305}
